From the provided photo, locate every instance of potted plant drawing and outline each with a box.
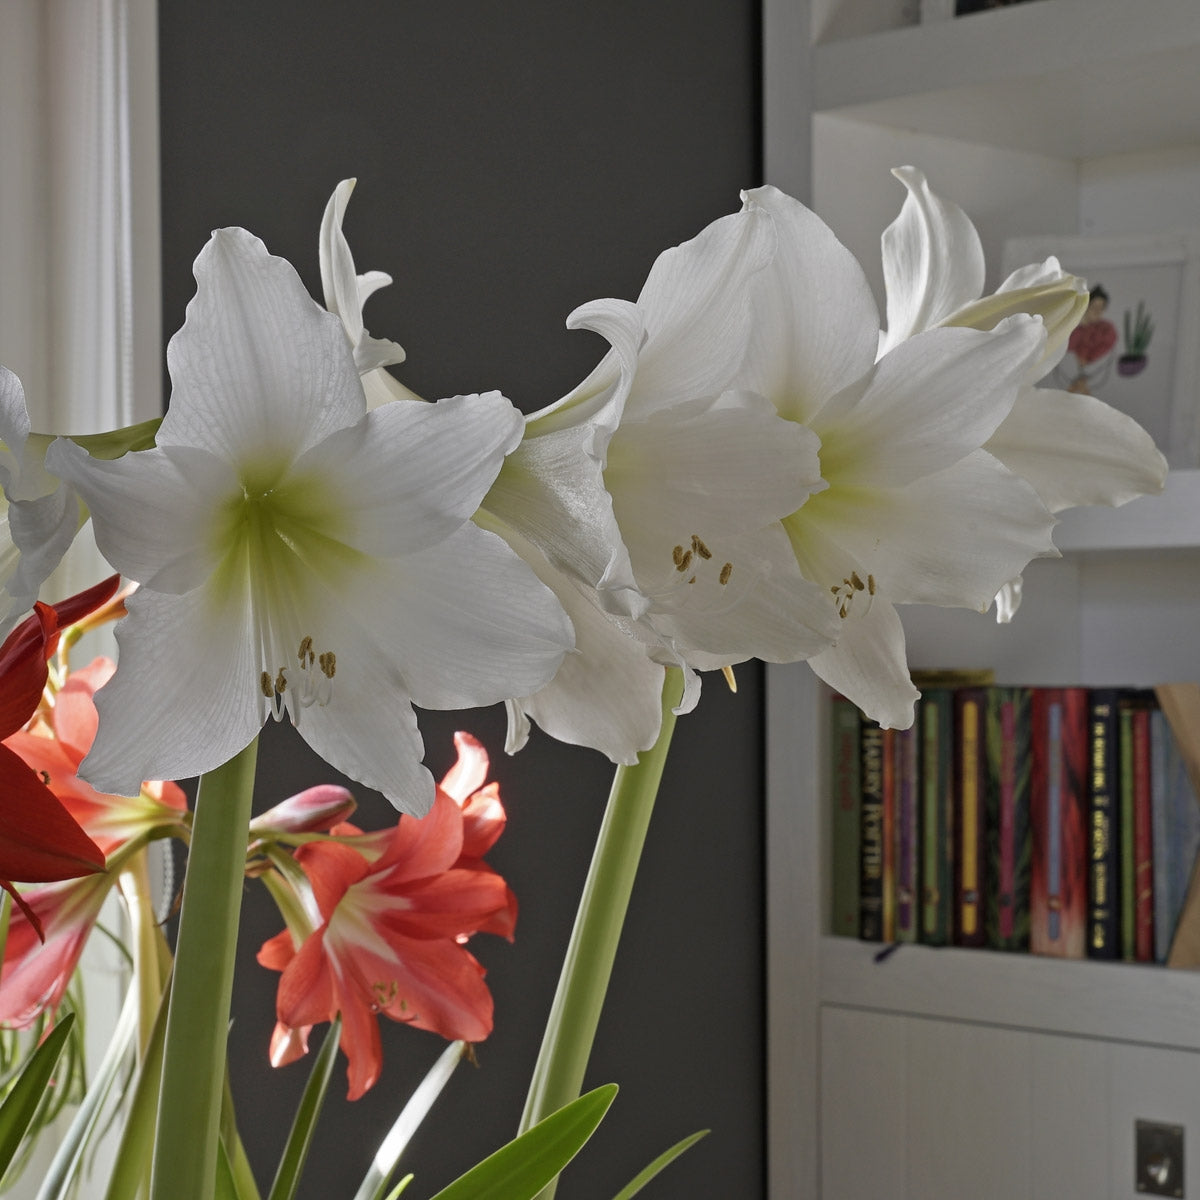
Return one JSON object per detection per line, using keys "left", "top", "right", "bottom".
{"left": 1119, "top": 299, "right": 1154, "bottom": 376}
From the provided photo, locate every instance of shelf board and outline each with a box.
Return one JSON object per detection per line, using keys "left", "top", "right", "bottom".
{"left": 1054, "top": 468, "right": 1200, "bottom": 552}
{"left": 821, "top": 936, "right": 1200, "bottom": 1051}
{"left": 812, "top": 0, "right": 1200, "bottom": 158}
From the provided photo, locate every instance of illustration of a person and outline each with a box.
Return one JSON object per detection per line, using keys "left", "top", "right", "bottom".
{"left": 1059, "top": 285, "right": 1117, "bottom": 395}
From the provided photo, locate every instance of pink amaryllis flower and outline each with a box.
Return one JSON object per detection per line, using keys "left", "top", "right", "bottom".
{"left": 258, "top": 733, "right": 517, "bottom": 1099}
{"left": 0, "top": 579, "right": 119, "bottom": 934}
{"left": 0, "top": 653, "right": 188, "bottom": 1028}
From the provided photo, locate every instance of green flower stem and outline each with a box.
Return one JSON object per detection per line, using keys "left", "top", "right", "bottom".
{"left": 518, "top": 670, "right": 683, "bottom": 1176}
{"left": 149, "top": 738, "right": 259, "bottom": 1200}
{"left": 119, "top": 849, "right": 167, "bottom": 1057}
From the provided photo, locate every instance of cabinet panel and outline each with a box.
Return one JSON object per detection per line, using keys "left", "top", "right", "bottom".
{"left": 905, "top": 1019, "right": 1032, "bottom": 1200}
{"left": 820, "top": 1006, "right": 907, "bottom": 1200}
{"left": 1108, "top": 1042, "right": 1200, "bottom": 1199}
{"left": 1029, "top": 1034, "right": 1111, "bottom": 1200}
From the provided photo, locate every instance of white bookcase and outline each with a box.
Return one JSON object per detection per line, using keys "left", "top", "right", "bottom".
{"left": 763, "top": 3, "right": 1200, "bottom": 1197}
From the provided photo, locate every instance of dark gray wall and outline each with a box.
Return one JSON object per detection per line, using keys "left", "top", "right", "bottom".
{"left": 158, "top": 4, "right": 765, "bottom": 1196}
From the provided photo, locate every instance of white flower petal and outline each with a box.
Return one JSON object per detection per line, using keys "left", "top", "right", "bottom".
{"left": 0, "top": 367, "right": 32, "bottom": 491}
{"left": 812, "top": 317, "right": 1046, "bottom": 489}
{"left": 295, "top": 392, "right": 524, "bottom": 559}
{"left": 162, "top": 228, "right": 366, "bottom": 463}
{"left": 986, "top": 385, "right": 1167, "bottom": 513}
{"left": 319, "top": 180, "right": 407, "bottom": 375}
{"left": 294, "top": 639, "right": 434, "bottom": 817}
{"left": 806, "top": 451, "right": 1057, "bottom": 612}
{"left": 510, "top": 563, "right": 665, "bottom": 765}
{"left": 807, "top": 598, "right": 920, "bottom": 731}
{"left": 78, "top": 586, "right": 262, "bottom": 796}
{"left": 621, "top": 199, "right": 778, "bottom": 413}
{"left": 346, "top": 520, "right": 573, "bottom": 713}
{"left": 46, "top": 438, "right": 231, "bottom": 593}
{"left": 647, "top": 523, "right": 838, "bottom": 669}
{"left": 879, "top": 165, "right": 986, "bottom": 356}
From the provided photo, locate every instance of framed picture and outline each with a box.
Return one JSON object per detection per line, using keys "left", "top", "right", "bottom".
{"left": 1002, "top": 232, "right": 1200, "bottom": 469}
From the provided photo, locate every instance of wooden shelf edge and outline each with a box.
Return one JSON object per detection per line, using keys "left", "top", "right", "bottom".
{"left": 820, "top": 935, "right": 1200, "bottom": 1051}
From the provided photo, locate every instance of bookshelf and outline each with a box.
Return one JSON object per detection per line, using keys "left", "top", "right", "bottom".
{"left": 763, "top": 3, "right": 1200, "bottom": 1198}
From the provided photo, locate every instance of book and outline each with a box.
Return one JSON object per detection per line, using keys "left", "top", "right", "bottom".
{"left": 829, "top": 694, "right": 862, "bottom": 939}
{"left": 881, "top": 728, "right": 897, "bottom": 942}
{"left": 893, "top": 724, "right": 920, "bottom": 943}
{"left": 954, "top": 687, "right": 988, "bottom": 947}
{"left": 1150, "top": 703, "right": 1200, "bottom": 961}
{"left": 919, "top": 689, "right": 956, "bottom": 946}
{"left": 1030, "top": 688, "right": 1089, "bottom": 958}
{"left": 1117, "top": 692, "right": 1156, "bottom": 962}
{"left": 859, "top": 722, "right": 885, "bottom": 942}
{"left": 984, "top": 686, "right": 1031, "bottom": 951}
{"left": 1086, "top": 689, "right": 1123, "bottom": 959}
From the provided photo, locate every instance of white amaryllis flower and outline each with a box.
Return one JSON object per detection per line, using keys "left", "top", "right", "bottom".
{"left": 48, "top": 227, "right": 572, "bottom": 815}
{"left": 0, "top": 368, "right": 85, "bottom": 639}
{"left": 485, "top": 204, "right": 846, "bottom": 728}
{"left": 320, "top": 180, "right": 674, "bottom": 763}
{"left": 726, "top": 186, "right": 1057, "bottom": 728}
{"left": 878, "top": 166, "right": 1167, "bottom": 619}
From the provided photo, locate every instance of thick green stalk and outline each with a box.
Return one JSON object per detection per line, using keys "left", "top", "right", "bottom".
{"left": 518, "top": 671, "right": 683, "bottom": 1167}
{"left": 149, "top": 739, "right": 259, "bottom": 1200}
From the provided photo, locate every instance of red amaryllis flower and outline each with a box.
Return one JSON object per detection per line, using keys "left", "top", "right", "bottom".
{"left": 0, "top": 651, "right": 188, "bottom": 1027}
{"left": 258, "top": 734, "right": 517, "bottom": 1099}
{"left": 0, "top": 579, "right": 119, "bottom": 933}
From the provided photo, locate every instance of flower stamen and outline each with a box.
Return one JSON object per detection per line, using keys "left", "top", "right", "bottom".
{"left": 831, "top": 572, "right": 877, "bottom": 619}
{"left": 261, "top": 635, "right": 337, "bottom": 725}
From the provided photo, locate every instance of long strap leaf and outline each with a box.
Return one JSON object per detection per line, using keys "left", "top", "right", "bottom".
{"left": 103, "top": 975, "right": 171, "bottom": 1200}
{"left": 0, "top": 1013, "right": 76, "bottom": 1177}
{"left": 610, "top": 1130, "right": 709, "bottom": 1199}
{"left": 428, "top": 1084, "right": 618, "bottom": 1200}
{"left": 352, "top": 1039, "right": 467, "bottom": 1200}
{"left": 268, "top": 1014, "right": 343, "bottom": 1200}
{"left": 35, "top": 984, "right": 140, "bottom": 1200}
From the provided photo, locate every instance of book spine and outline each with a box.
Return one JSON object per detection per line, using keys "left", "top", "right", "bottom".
{"left": 920, "top": 690, "right": 955, "bottom": 945}
{"left": 1132, "top": 703, "right": 1155, "bottom": 962}
{"left": 1151, "top": 708, "right": 1172, "bottom": 963}
{"left": 894, "top": 725, "right": 919, "bottom": 942}
{"left": 859, "top": 722, "right": 885, "bottom": 942}
{"left": 1031, "top": 688, "right": 1089, "bottom": 957}
{"left": 1087, "top": 689, "right": 1122, "bottom": 959}
{"left": 829, "top": 695, "right": 862, "bottom": 938}
{"left": 954, "top": 688, "right": 988, "bottom": 947}
{"left": 985, "top": 686, "right": 1031, "bottom": 951}
{"left": 881, "top": 729, "right": 897, "bottom": 943}
{"left": 1119, "top": 701, "right": 1136, "bottom": 960}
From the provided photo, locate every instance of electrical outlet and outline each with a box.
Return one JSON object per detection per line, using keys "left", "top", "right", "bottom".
{"left": 1136, "top": 1120, "right": 1184, "bottom": 1198}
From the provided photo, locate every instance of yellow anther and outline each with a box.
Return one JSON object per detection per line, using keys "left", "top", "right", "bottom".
{"left": 275, "top": 670, "right": 288, "bottom": 694}
{"left": 676, "top": 549, "right": 693, "bottom": 573}
{"left": 261, "top": 671, "right": 274, "bottom": 698}
{"left": 319, "top": 651, "right": 337, "bottom": 679}
{"left": 719, "top": 562, "right": 733, "bottom": 585}
{"left": 850, "top": 571, "right": 865, "bottom": 592}
{"left": 867, "top": 574, "right": 877, "bottom": 595}
{"left": 691, "top": 534, "right": 712, "bottom": 560}
{"left": 298, "top": 635, "right": 315, "bottom": 665}
{"left": 672, "top": 544, "right": 686, "bottom": 567}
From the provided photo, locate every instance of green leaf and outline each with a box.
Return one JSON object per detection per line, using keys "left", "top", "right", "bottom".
{"left": 215, "top": 1135, "right": 241, "bottom": 1200}
{"left": 351, "top": 1039, "right": 467, "bottom": 1200}
{"left": 427, "top": 1084, "right": 617, "bottom": 1200}
{"left": 103, "top": 977, "right": 171, "bottom": 1200}
{"left": 267, "top": 1015, "right": 343, "bottom": 1200}
{"left": 610, "top": 1130, "right": 709, "bottom": 1199}
{"left": 35, "top": 985, "right": 140, "bottom": 1200}
{"left": 0, "top": 1013, "right": 76, "bottom": 1176}
{"left": 382, "top": 1177, "right": 414, "bottom": 1200}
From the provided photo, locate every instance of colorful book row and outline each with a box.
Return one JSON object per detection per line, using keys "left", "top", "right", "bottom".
{"left": 828, "top": 683, "right": 1200, "bottom": 962}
